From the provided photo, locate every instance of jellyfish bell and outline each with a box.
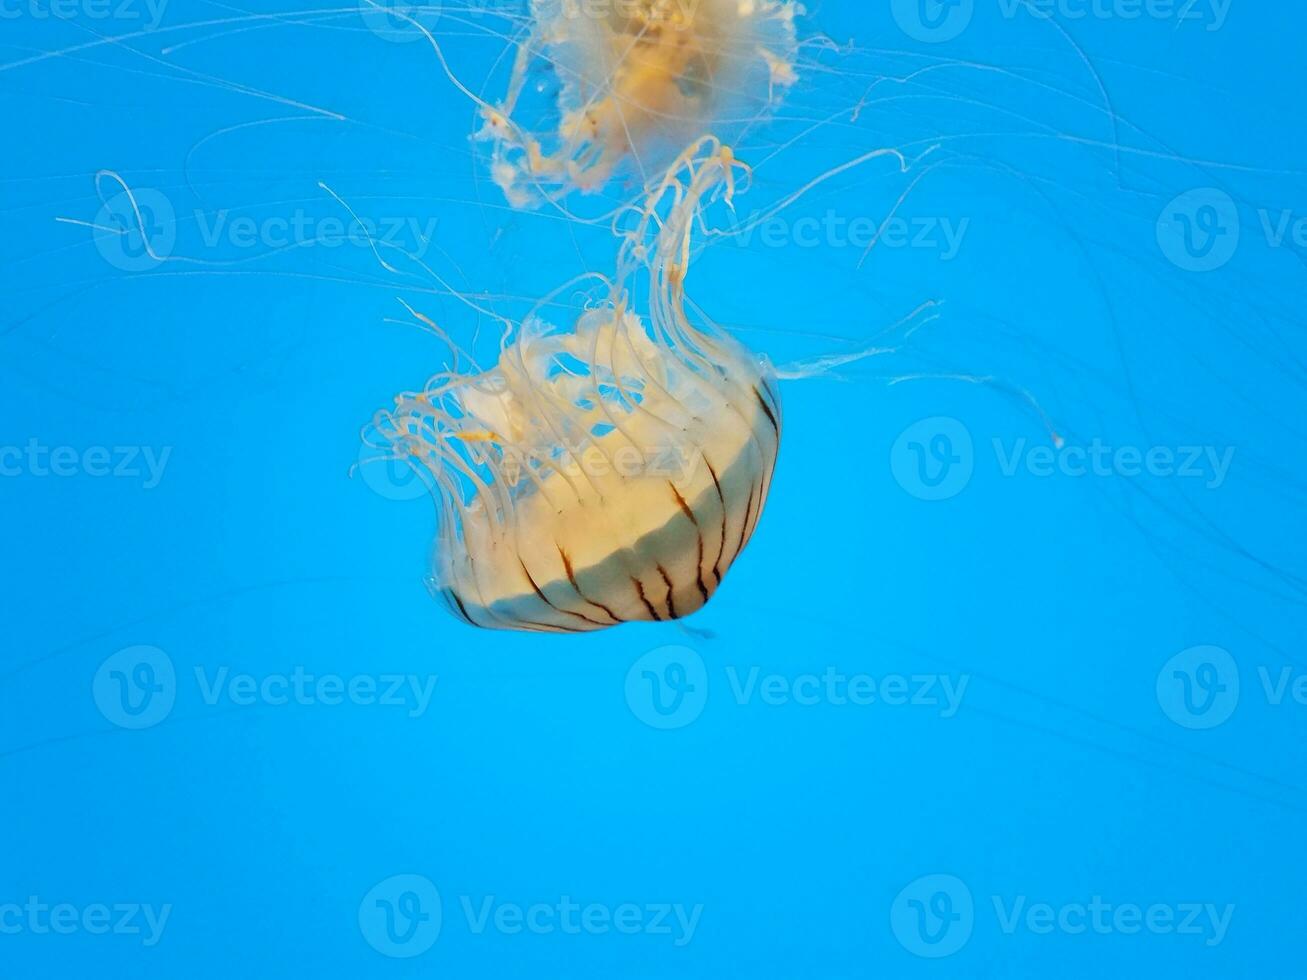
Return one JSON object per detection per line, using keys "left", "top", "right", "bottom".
{"left": 371, "top": 141, "right": 781, "bottom": 632}
{"left": 479, "top": 0, "right": 802, "bottom": 208}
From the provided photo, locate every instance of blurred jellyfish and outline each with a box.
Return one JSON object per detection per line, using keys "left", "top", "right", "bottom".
{"left": 479, "top": 0, "right": 801, "bottom": 207}
{"left": 368, "top": 140, "right": 780, "bottom": 631}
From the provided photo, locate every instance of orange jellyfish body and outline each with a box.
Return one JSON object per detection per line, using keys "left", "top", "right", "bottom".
{"left": 480, "top": 0, "right": 800, "bottom": 207}
{"left": 372, "top": 143, "right": 780, "bottom": 632}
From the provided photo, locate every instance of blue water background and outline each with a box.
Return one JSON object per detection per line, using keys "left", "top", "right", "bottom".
{"left": 2, "top": 1, "right": 1305, "bottom": 976}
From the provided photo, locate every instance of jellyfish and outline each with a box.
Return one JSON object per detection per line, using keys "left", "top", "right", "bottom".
{"left": 368, "top": 139, "right": 780, "bottom": 631}
{"left": 478, "top": 0, "right": 801, "bottom": 208}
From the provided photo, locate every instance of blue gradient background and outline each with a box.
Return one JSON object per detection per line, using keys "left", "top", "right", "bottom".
{"left": 2, "top": 1, "right": 1305, "bottom": 976}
